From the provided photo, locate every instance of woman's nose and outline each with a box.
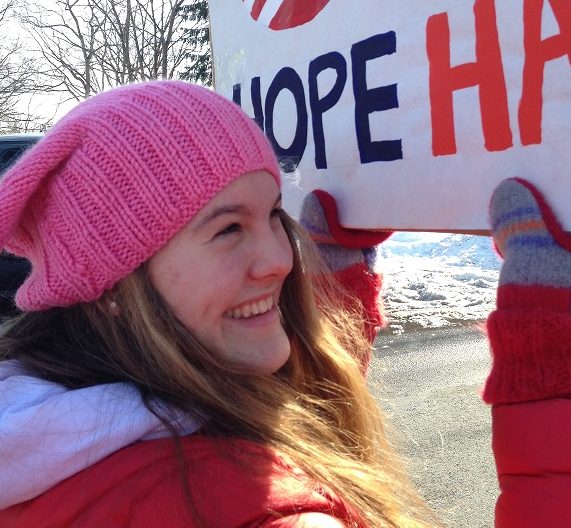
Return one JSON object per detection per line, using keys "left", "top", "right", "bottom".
{"left": 249, "top": 227, "right": 293, "bottom": 280}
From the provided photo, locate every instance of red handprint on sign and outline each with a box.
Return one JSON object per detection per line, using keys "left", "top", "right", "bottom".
{"left": 244, "top": 0, "right": 331, "bottom": 30}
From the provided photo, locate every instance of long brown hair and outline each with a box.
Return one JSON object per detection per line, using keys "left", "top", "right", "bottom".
{"left": 0, "top": 212, "right": 438, "bottom": 527}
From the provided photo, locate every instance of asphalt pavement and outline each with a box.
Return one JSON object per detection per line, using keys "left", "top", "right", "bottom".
{"left": 370, "top": 325, "right": 497, "bottom": 528}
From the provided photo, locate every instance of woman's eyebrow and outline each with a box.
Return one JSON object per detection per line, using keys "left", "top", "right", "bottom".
{"left": 192, "top": 205, "right": 247, "bottom": 233}
{"left": 193, "top": 193, "right": 282, "bottom": 233}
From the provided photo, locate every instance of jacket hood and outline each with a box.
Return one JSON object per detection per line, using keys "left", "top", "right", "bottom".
{"left": 0, "top": 360, "right": 200, "bottom": 508}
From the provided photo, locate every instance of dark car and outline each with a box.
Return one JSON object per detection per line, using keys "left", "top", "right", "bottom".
{"left": 0, "top": 134, "right": 42, "bottom": 317}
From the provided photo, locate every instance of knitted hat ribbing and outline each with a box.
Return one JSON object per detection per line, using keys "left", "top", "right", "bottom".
{"left": 0, "top": 81, "right": 280, "bottom": 311}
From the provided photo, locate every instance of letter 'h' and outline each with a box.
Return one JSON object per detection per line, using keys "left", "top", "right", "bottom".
{"left": 426, "top": 0, "right": 513, "bottom": 156}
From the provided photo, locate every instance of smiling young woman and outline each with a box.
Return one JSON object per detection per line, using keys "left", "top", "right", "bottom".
{"left": 147, "top": 171, "right": 293, "bottom": 375}
{"left": 0, "top": 81, "right": 439, "bottom": 527}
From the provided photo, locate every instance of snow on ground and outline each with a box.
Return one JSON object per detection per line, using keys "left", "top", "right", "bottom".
{"left": 377, "top": 233, "right": 501, "bottom": 333}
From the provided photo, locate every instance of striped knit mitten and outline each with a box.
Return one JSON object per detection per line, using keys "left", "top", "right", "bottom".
{"left": 483, "top": 177, "right": 571, "bottom": 404}
{"left": 299, "top": 190, "right": 392, "bottom": 346}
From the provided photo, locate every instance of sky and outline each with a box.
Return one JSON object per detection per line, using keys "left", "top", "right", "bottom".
{"left": 377, "top": 232, "right": 500, "bottom": 333}
{"left": 1, "top": 2, "right": 75, "bottom": 125}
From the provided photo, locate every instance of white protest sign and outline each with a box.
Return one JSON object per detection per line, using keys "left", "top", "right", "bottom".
{"left": 209, "top": 0, "right": 571, "bottom": 232}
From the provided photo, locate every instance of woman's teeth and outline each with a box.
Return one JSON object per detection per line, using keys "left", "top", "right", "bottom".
{"left": 227, "top": 296, "right": 274, "bottom": 319}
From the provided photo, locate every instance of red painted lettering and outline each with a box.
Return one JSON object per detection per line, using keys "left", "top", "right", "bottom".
{"left": 426, "top": 0, "right": 512, "bottom": 156}
{"left": 519, "top": 0, "right": 571, "bottom": 145}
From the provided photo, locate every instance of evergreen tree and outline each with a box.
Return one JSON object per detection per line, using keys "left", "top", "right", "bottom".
{"left": 179, "top": 0, "right": 212, "bottom": 86}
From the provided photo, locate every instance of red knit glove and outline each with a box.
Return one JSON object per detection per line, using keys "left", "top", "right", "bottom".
{"left": 299, "top": 191, "right": 393, "bottom": 350}
{"left": 483, "top": 178, "right": 571, "bottom": 405}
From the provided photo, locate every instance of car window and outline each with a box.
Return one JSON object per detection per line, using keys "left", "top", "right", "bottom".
{"left": 0, "top": 137, "right": 39, "bottom": 316}
{"left": 0, "top": 146, "right": 27, "bottom": 174}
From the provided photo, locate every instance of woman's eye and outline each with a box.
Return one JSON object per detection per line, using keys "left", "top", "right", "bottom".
{"left": 216, "top": 223, "right": 241, "bottom": 237}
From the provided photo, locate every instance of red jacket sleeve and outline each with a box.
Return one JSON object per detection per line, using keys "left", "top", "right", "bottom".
{"left": 332, "top": 263, "right": 386, "bottom": 345}
{"left": 492, "top": 398, "right": 571, "bottom": 528}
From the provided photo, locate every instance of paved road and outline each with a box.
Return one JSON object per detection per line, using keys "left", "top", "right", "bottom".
{"left": 370, "top": 326, "right": 497, "bottom": 528}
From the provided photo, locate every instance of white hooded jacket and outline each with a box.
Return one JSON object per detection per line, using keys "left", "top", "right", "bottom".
{"left": 0, "top": 360, "right": 200, "bottom": 509}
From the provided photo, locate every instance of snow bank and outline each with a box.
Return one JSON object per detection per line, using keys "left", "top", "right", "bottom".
{"left": 378, "top": 233, "right": 501, "bottom": 332}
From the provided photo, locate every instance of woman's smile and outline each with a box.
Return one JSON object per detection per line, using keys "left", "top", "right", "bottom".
{"left": 226, "top": 294, "right": 275, "bottom": 319}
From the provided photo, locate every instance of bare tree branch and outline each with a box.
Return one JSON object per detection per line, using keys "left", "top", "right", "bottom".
{"left": 0, "top": 0, "right": 54, "bottom": 132}
{"left": 19, "top": 0, "right": 193, "bottom": 103}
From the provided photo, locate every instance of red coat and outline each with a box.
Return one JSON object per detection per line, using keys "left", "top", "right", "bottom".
{"left": 0, "top": 436, "right": 358, "bottom": 527}
{"left": 492, "top": 398, "right": 571, "bottom": 528}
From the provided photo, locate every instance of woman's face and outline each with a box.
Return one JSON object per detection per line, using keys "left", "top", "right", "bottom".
{"left": 148, "top": 171, "right": 293, "bottom": 374}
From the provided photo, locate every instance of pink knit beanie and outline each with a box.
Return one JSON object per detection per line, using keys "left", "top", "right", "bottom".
{"left": 0, "top": 81, "right": 280, "bottom": 311}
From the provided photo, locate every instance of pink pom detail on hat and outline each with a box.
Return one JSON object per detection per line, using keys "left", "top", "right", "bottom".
{"left": 0, "top": 81, "right": 281, "bottom": 311}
